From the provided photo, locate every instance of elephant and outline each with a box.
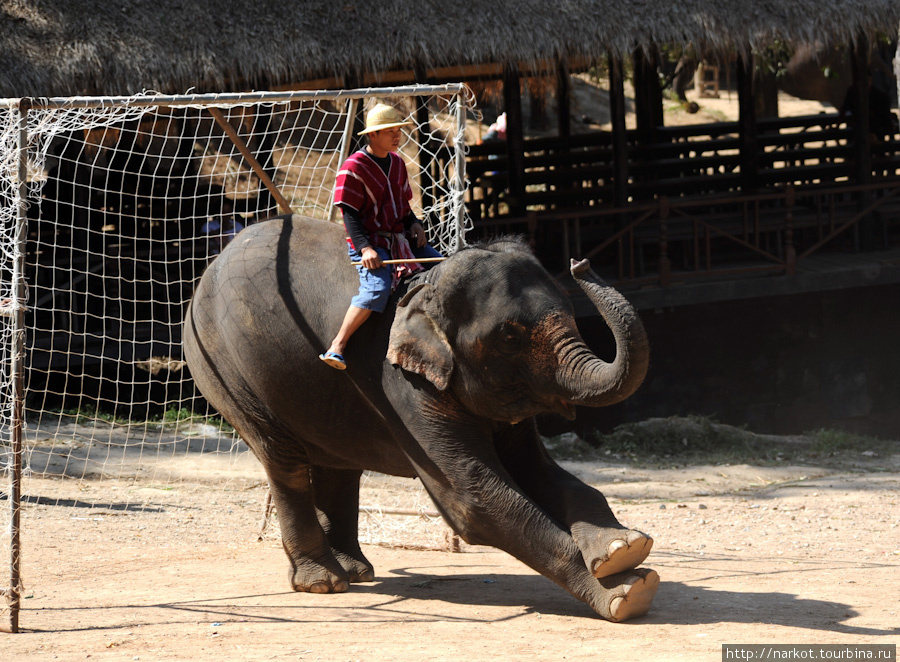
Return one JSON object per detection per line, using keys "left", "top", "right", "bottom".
{"left": 182, "top": 213, "right": 658, "bottom": 622}
{"left": 779, "top": 42, "right": 898, "bottom": 138}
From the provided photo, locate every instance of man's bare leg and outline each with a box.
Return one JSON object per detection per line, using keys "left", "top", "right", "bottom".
{"left": 323, "top": 305, "right": 372, "bottom": 361}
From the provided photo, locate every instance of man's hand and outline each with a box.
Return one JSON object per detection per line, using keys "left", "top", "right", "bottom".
{"left": 360, "top": 246, "right": 383, "bottom": 270}
{"left": 409, "top": 222, "right": 427, "bottom": 248}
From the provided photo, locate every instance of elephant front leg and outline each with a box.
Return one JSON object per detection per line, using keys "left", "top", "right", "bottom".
{"left": 496, "top": 421, "right": 653, "bottom": 579}
{"left": 267, "top": 466, "right": 351, "bottom": 593}
{"left": 397, "top": 417, "right": 658, "bottom": 621}
{"left": 598, "top": 568, "right": 660, "bottom": 622}
{"left": 570, "top": 522, "right": 654, "bottom": 579}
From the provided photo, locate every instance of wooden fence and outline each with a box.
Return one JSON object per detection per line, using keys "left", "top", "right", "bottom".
{"left": 465, "top": 112, "right": 900, "bottom": 283}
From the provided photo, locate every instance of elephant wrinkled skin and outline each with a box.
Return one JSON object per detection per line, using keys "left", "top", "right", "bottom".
{"left": 182, "top": 214, "right": 658, "bottom": 621}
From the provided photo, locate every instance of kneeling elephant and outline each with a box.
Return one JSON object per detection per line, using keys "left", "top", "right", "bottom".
{"left": 182, "top": 214, "right": 658, "bottom": 622}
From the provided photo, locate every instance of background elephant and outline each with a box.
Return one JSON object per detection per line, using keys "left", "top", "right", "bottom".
{"left": 182, "top": 214, "right": 657, "bottom": 622}
{"left": 779, "top": 42, "right": 898, "bottom": 138}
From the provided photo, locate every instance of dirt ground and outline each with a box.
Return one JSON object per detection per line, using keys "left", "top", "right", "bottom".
{"left": 4, "top": 438, "right": 899, "bottom": 662}
{"left": 562, "top": 73, "right": 838, "bottom": 131}
{"left": 3, "top": 80, "right": 896, "bottom": 661}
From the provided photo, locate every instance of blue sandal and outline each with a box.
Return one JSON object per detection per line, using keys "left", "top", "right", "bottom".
{"left": 319, "top": 351, "right": 347, "bottom": 370}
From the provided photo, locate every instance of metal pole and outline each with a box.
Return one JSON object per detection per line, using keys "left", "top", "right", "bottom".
{"left": 328, "top": 98, "right": 359, "bottom": 223}
{"left": 4, "top": 98, "right": 29, "bottom": 634}
{"left": 453, "top": 90, "right": 468, "bottom": 253}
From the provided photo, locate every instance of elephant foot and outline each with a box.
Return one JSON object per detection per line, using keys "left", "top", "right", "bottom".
{"left": 288, "top": 556, "right": 350, "bottom": 594}
{"left": 588, "top": 529, "right": 653, "bottom": 579}
{"left": 599, "top": 568, "right": 660, "bottom": 623}
{"left": 334, "top": 549, "right": 375, "bottom": 583}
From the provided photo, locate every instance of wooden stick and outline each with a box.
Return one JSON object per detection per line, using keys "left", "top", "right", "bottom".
{"left": 359, "top": 506, "right": 441, "bottom": 518}
{"left": 207, "top": 107, "right": 295, "bottom": 215}
{"left": 351, "top": 257, "right": 447, "bottom": 266}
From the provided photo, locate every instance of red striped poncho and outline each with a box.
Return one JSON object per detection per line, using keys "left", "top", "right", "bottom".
{"left": 333, "top": 149, "right": 422, "bottom": 283}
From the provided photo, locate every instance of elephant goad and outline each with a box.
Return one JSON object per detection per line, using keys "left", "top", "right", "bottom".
{"left": 183, "top": 214, "right": 658, "bottom": 622}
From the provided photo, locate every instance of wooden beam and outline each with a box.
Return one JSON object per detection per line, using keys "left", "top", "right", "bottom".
{"left": 268, "top": 57, "right": 597, "bottom": 92}
{"left": 207, "top": 107, "right": 294, "bottom": 214}
{"left": 608, "top": 53, "right": 628, "bottom": 209}
{"left": 633, "top": 47, "right": 658, "bottom": 144}
{"left": 850, "top": 34, "right": 873, "bottom": 184}
{"left": 556, "top": 58, "right": 571, "bottom": 139}
{"left": 737, "top": 53, "right": 759, "bottom": 192}
{"left": 250, "top": 104, "right": 280, "bottom": 216}
{"left": 648, "top": 48, "right": 664, "bottom": 128}
{"left": 503, "top": 63, "right": 526, "bottom": 216}
{"left": 850, "top": 32, "right": 875, "bottom": 249}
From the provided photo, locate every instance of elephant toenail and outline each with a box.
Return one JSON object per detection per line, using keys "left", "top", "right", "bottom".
{"left": 608, "top": 539, "right": 628, "bottom": 556}
{"left": 626, "top": 530, "right": 645, "bottom": 545}
{"left": 609, "top": 596, "right": 625, "bottom": 619}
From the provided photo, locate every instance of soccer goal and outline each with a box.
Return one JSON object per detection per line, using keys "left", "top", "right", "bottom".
{"left": 0, "top": 83, "right": 475, "bottom": 632}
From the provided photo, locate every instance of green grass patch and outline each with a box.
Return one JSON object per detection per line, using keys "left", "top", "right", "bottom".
{"left": 40, "top": 405, "right": 235, "bottom": 434}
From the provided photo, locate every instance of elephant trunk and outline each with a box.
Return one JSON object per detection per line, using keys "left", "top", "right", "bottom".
{"left": 555, "top": 259, "right": 649, "bottom": 408}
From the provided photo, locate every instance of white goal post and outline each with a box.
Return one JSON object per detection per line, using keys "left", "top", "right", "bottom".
{"left": 0, "top": 83, "right": 475, "bottom": 633}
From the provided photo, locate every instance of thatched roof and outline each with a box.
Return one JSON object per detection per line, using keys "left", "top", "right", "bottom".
{"left": 2, "top": 0, "right": 899, "bottom": 97}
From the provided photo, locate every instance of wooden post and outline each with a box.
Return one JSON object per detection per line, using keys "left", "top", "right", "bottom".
{"left": 784, "top": 185, "right": 797, "bottom": 275}
{"left": 250, "top": 104, "right": 282, "bottom": 217}
{"left": 632, "top": 48, "right": 649, "bottom": 144}
{"left": 633, "top": 46, "right": 662, "bottom": 145}
{"left": 648, "top": 47, "right": 664, "bottom": 129}
{"left": 208, "top": 108, "right": 294, "bottom": 215}
{"left": 850, "top": 36, "right": 872, "bottom": 179}
{"left": 850, "top": 33, "right": 875, "bottom": 250}
{"left": 608, "top": 53, "right": 629, "bottom": 211}
{"left": 658, "top": 197, "right": 671, "bottom": 287}
{"left": 503, "top": 63, "right": 526, "bottom": 217}
{"left": 556, "top": 57, "right": 571, "bottom": 139}
{"left": 737, "top": 52, "right": 760, "bottom": 192}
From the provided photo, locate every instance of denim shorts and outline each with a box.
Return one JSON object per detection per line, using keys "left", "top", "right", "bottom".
{"left": 349, "top": 243, "right": 442, "bottom": 312}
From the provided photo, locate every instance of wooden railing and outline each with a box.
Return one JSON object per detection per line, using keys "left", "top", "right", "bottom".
{"left": 466, "top": 114, "right": 881, "bottom": 215}
{"left": 466, "top": 112, "right": 900, "bottom": 286}
{"left": 471, "top": 179, "right": 900, "bottom": 287}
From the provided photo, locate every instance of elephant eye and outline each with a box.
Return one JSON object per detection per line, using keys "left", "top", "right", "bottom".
{"left": 497, "top": 322, "right": 525, "bottom": 352}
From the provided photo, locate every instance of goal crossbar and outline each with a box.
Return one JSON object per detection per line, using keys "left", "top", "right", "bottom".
{"left": 5, "top": 83, "right": 468, "bottom": 110}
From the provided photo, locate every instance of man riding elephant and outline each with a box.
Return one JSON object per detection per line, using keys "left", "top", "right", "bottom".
{"left": 320, "top": 103, "right": 442, "bottom": 370}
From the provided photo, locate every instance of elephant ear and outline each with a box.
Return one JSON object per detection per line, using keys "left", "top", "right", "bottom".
{"left": 387, "top": 283, "right": 454, "bottom": 391}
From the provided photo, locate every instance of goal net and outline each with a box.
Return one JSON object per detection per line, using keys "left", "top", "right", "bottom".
{"left": 0, "top": 84, "right": 475, "bottom": 631}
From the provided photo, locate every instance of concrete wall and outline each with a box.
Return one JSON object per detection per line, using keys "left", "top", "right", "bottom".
{"left": 556, "top": 283, "right": 900, "bottom": 439}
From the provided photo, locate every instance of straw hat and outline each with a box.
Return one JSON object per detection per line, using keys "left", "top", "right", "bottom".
{"left": 358, "top": 103, "right": 412, "bottom": 135}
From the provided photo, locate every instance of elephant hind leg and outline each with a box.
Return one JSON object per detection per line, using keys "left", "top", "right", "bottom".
{"left": 181, "top": 355, "right": 352, "bottom": 592}
{"left": 267, "top": 465, "right": 351, "bottom": 593}
{"left": 312, "top": 466, "right": 374, "bottom": 583}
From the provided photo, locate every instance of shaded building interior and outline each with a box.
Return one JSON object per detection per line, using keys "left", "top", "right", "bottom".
{"left": 4, "top": 3, "right": 900, "bottom": 438}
